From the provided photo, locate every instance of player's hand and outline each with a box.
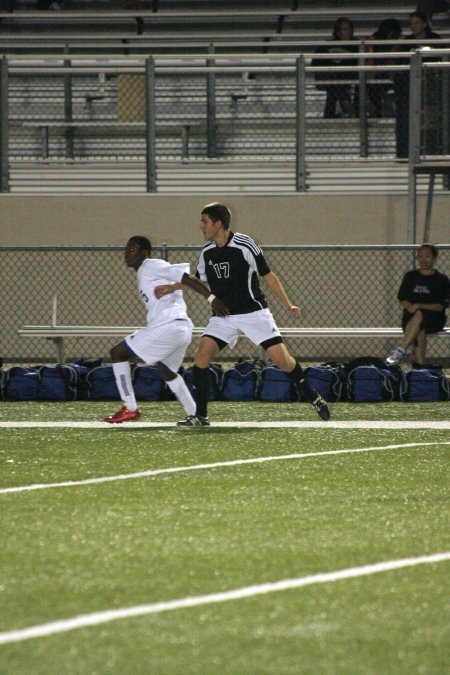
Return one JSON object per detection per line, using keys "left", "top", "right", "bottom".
{"left": 212, "top": 298, "right": 230, "bottom": 316}
{"left": 154, "top": 284, "right": 174, "bottom": 299}
{"left": 288, "top": 305, "right": 302, "bottom": 319}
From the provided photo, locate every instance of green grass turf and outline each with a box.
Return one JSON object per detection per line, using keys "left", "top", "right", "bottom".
{"left": 1, "top": 401, "right": 449, "bottom": 673}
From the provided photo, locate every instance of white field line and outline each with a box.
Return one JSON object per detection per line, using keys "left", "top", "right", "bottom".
{"left": 2, "top": 420, "right": 450, "bottom": 429}
{"left": 0, "top": 551, "right": 448, "bottom": 645}
{"left": 1, "top": 441, "right": 449, "bottom": 495}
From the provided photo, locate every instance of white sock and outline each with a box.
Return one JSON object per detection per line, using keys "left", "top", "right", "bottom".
{"left": 167, "top": 374, "right": 196, "bottom": 416}
{"left": 112, "top": 362, "right": 138, "bottom": 411}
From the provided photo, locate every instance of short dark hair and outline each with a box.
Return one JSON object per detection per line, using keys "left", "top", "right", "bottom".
{"left": 409, "top": 10, "right": 428, "bottom": 24}
{"left": 374, "top": 18, "right": 402, "bottom": 40}
{"left": 332, "top": 17, "right": 354, "bottom": 40}
{"left": 128, "top": 236, "right": 152, "bottom": 255}
{"left": 201, "top": 202, "right": 232, "bottom": 229}
{"left": 418, "top": 243, "right": 438, "bottom": 259}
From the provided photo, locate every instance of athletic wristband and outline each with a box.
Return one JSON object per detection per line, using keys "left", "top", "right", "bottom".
{"left": 207, "top": 294, "right": 216, "bottom": 304}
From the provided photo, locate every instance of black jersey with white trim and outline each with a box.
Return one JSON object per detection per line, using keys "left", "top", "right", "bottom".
{"left": 196, "top": 231, "right": 271, "bottom": 314}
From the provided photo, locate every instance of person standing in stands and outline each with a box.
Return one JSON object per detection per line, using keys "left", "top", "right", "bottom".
{"left": 155, "top": 202, "right": 331, "bottom": 426}
{"left": 393, "top": 10, "right": 440, "bottom": 158}
{"left": 416, "top": 0, "right": 450, "bottom": 27}
{"left": 312, "top": 17, "right": 359, "bottom": 118}
{"left": 385, "top": 244, "right": 450, "bottom": 366}
{"left": 104, "top": 235, "right": 229, "bottom": 423}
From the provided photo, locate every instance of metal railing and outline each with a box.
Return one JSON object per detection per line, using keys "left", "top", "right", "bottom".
{"left": 1, "top": 47, "right": 449, "bottom": 173}
{"left": 2, "top": 244, "right": 449, "bottom": 364}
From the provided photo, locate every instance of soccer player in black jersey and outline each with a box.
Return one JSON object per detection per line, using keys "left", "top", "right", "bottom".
{"left": 155, "top": 202, "right": 330, "bottom": 426}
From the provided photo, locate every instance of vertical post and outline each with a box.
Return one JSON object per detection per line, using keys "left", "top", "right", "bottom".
{"left": 64, "top": 48, "right": 74, "bottom": 160}
{"left": 0, "top": 56, "right": 9, "bottom": 193}
{"left": 52, "top": 293, "right": 58, "bottom": 327}
{"left": 145, "top": 56, "right": 157, "bottom": 192}
{"left": 358, "top": 43, "right": 368, "bottom": 158}
{"left": 206, "top": 45, "right": 217, "bottom": 159}
{"left": 442, "top": 56, "right": 449, "bottom": 190}
{"left": 295, "top": 56, "right": 307, "bottom": 192}
{"left": 407, "top": 51, "right": 422, "bottom": 244}
{"left": 422, "top": 172, "right": 435, "bottom": 243}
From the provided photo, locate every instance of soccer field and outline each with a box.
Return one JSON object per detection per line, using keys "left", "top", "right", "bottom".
{"left": 1, "top": 400, "right": 449, "bottom": 674}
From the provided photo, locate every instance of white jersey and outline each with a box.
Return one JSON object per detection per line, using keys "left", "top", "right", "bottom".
{"left": 136, "top": 258, "right": 190, "bottom": 328}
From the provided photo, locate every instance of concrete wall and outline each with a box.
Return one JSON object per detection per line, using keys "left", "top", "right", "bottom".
{"left": 1, "top": 193, "right": 449, "bottom": 246}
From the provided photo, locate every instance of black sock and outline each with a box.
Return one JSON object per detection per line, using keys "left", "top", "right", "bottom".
{"left": 193, "top": 365, "right": 209, "bottom": 418}
{"left": 288, "top": 361, "right": 316, "bottom": 401}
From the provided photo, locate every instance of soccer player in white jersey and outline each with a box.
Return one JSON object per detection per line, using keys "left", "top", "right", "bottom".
{"left": 104, "top": 235, "right": 228, "bottom": 423}
{"left": 155, "top": 203, "right": 331, "bottom": 426}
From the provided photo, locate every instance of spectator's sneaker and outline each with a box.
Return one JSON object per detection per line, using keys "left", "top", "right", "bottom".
{"left": 177, "top": 415, "right": 210, "bottom": 427}
{"left": 385, "top": 347, "right": 406, "bottom": 366}
{"left": 104, "top": 406, "right": 141, "bottom": 423}
{"left": 310, "top": 394, "right": 331, "bottom": 421}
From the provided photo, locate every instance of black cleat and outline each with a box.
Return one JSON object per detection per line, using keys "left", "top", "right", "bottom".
{"left": 310, "top": 394, "right": 331, "bottom": 421}
{"left": 177, "top": 414, "right": 210, "bottom": 427}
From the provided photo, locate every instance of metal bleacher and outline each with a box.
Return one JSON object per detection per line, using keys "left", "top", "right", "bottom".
{"left": 1, "top": 2, "right": 450, "bottom": 198}
{"left": 2, "top": 1, "right": 449, "bottom": 53}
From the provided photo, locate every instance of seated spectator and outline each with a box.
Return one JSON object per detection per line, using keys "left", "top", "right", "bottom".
{"left": 312, "top": 17, "right": 359, "bottom": 119}
{"left": 408, "top": 9, "right": 441, "bottom": 41}
{"left": 366, "top": 19, "right": 402, "bottom": 118}
{"left": 385, "top": 244, "right": 450, "bottom": 366}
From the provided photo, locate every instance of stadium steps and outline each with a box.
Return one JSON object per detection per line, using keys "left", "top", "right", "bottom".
{"left": 7, "top": 159, "right": 440, "bottom": 194}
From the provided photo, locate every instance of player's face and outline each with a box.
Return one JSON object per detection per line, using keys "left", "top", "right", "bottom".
{"left": 200, "top": 213, "right": 222, "bottom": 241}
{"left": 124, "top": 240, "right": 146, "bottom": 269}
{"left": 417, "top": 247, "right": 435, "bottom": 271}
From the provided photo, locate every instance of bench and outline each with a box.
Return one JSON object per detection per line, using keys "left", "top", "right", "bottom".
{"left": 18, "top": 324, "right": 450, "bottom": 364}
{"left": 19, "top": 121, "right": 199, "bottom": 160}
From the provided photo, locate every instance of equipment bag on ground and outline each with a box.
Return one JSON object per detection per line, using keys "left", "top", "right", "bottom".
{"left": 1, "top": 366, "right": 40, "bottom": 401}
{"left": 133, "top": 365, "right": 166, "bottom": 401}
{"left": 347, "top": 363, "right": 402, "bottom": 402}
{"left": 38, "top": 364, "right": 79, "bottom": 401}
{"left": 258, "top": 363, "right": 297, "bottom": 403}
{"left": 400, "top": 365, "right": 450, "bottom": 402}
{"left": 86, "top": 364, "right": 121, "bottom": 400}
{"left": 222, "top": 360, "right": 263, "bottom": 401}
{"left": 304, "top": 362, "right": 347, "bottom": 402}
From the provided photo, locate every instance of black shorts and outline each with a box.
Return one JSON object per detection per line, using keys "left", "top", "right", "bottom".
{"left": 402, "top": 309, "right": 446, "bottom": 334}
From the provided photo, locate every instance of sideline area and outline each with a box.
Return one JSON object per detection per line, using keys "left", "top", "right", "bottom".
{"left": 1, "top": 420, "right": 450, "bottom": 429}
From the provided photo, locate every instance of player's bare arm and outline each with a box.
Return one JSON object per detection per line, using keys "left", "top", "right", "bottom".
{"left": 154, "top": 282, "right": 184, "bottom": 298}
{"left": 154, "top": 274, "right": 230, "bottom": 316}
{"left": 262, "top": 271, "right": 301, "bottom": 319}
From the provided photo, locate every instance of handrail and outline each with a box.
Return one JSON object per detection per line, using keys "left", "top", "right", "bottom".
{"left": 0, "top": 8, "right": 415, "bottom": 20}
{"left": 5, "top": 47, "right": 449, "bottom": 71}
{"left": 5, "top": 47, "right": 450, "bottom": 64}
{"left": 7, "top": 65, "right": 414, "bottom": 76}
{"left": 2, "top": 37, "right": 450, "bottom": 45}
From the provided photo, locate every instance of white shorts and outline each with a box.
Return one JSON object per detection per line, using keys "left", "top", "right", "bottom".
{"left": 125, "top": 318, "right": 193, "bottom": 372}
{"left": 203, "top": 308, "right": 281, "bottom": 348}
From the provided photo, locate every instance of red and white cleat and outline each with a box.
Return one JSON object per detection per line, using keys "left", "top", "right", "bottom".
{"left": 104, "top": 406, "right": 141, "bottom": 423}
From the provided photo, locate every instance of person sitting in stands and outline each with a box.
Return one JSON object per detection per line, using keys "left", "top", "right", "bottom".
{"left": 312, "top": 17, "right": 359, "bottom": 119}
{"left": 366, "top": 19, "right": 402, "bottom": 118}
